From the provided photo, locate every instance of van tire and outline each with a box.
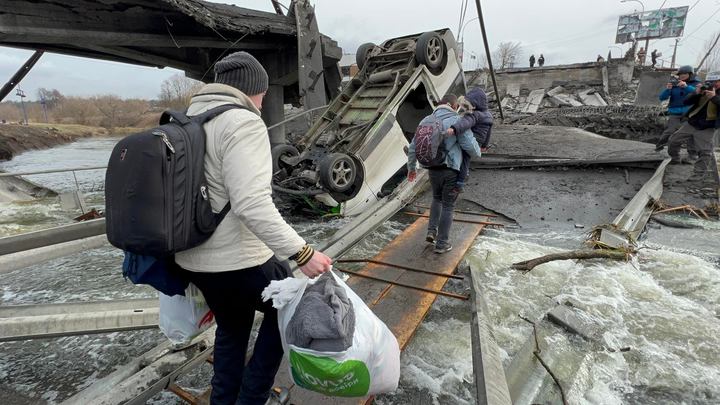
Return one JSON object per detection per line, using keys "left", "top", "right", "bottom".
{"left": 319, "top": 153, "right": 357, "bottom": 193}
{"left": 356, "top": 43, "right": 376, "bottom": 70}
{"left": 271, "top": 144, "right": 299, "bottom": 173}
{"left": 415, "top": 32, "right": 446, "bottom": 73}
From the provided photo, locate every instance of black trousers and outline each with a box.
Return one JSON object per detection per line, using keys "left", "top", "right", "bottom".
{"left": 180, "top": 257, "right": 292, "bottom": 405}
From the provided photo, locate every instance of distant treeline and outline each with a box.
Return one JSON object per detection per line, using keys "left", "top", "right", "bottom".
{"left": 0, "top": 74, "right": 202, "bottom": 130}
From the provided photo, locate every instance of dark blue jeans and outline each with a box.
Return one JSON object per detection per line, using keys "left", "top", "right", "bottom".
{"left": 428, "top": 168, "right": 460, "bottom": 248}
{"left": 180, "top": 257, "right": 292, "bottom": 405}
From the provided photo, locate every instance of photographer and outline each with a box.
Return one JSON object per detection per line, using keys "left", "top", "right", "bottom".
{"left": 656, "top": 65, "right": 699, "bottom": 153}
{"left": 666, "top": 72, "right": 720, "bottom": 185}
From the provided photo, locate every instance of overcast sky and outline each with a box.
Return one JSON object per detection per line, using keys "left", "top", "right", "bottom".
{"left": 1, "top": 0, "right": 718, "bottom": 101}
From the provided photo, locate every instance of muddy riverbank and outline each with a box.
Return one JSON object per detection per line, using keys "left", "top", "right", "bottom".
{"left": 0, "top": 124, "right": 127, "bottom": 161}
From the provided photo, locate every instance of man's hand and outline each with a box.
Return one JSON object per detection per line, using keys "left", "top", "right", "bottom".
{"left": 446, "top": 127, "right": 455, "bottom": 136}
{"left": 704, "top": 89, "right": 717, "bottom": 98}
{"left": 678, "top": 81, "right": 687, "bottom": 88}
{"left": 299, "top": 250, "right": 332, "bottom": 278}
{"left": 407, "top": 170, "right": 417, "bottom": 182}
{"left": 666, "top": 83, "right": 674, "bottom": 89}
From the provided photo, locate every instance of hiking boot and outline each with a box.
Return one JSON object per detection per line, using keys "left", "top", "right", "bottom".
{"left": 654, "top": 144, "right": 665, "bottom": 151}
{"left": 265, "top": 387, "right": 290, "bottom": 405}
{"left": 426, "top": 230, "right": 437, "bottom": 243}
{"left": 434, "top": 243, "right": 453, "bottom": 254}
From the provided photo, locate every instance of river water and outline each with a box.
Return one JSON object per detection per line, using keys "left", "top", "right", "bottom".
{"left": 1, "top": 138, "right": 719, "bottom": 404}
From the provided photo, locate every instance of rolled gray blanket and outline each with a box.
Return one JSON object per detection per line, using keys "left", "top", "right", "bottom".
{"left": 286, "top": 272, "right": 355, "bottom": 352}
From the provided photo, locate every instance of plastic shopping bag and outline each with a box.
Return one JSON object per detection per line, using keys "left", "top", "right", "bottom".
{"left": 159, "top": 283, "right": 214, "bottom": 349}
{"left": 262, "top": 270, "right": 400, "bottom": 397}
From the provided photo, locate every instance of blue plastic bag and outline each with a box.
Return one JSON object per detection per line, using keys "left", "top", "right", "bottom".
{"left": 122, "top": 252, "right": 189, "bottom": 296}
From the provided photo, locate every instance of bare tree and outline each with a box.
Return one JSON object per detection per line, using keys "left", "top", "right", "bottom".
{"left": 54, "top": 97, "right": 100, "bottom": 126}
{"left": 36, "top": 88, "right": 64, "bottom": 109}
{"left": 698, "top": 31, "right": 720, "bottom": 74}
{"left": 0, "top": 102, "right": 23, "bottom": 123}
{"left": 159, "top": 74, "right": 203, "bottom": 110}
{"left": 493, "top": 41, "right": 523, "bottom": 70}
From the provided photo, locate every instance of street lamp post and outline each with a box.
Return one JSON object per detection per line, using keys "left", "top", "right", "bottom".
{"left": 458, "top": 17, "right": 480, "bottom": 63}
{"left": 460, "top": 17, "right": 480, "bottom": 43}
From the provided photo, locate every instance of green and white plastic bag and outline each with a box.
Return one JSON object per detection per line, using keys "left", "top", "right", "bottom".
{"left": 262, "top": 270, "right": 400, "bottom": 397}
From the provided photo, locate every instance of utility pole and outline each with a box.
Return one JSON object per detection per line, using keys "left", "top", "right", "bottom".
{"left": 40, "top": 96, "right": 48, "bottom": 123}
{"left": 16, "top": 88, "right": 28, "bottom": 125}
{"left": 670, "top": 38, "right": 679, "bottom": 69}
{"left": 473, "top": 0, "right": 504, "bottom": 120}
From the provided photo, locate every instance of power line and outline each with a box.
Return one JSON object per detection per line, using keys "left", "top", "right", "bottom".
{"left": 681, "top": 6, "right": 720, "bottom": 43}
{"left": 689, "top": 0, "right": 703, "bottom": 12}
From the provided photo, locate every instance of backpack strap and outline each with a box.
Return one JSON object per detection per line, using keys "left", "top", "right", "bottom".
{"left": 159, "top": 110, "right": 191, "bottom": 125}
{"left": 216, "top": 202, "right": 231, "bottom": 225}
{"left": 193, "top": 104, "right": 249, "bottom": 226}
{"left": 191, "top": 104, "right": 249, "bottom": 125}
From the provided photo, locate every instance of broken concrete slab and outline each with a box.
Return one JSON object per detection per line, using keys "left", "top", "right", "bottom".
{"left": 506, "top": 82, "right": 521, "bottom": 97}
{"left": 546, "top": 305, "right": 601, "bottom": 341}
{"left": 521, "top": 89, "right": 546, "bottom": 114}
{"left": 578, "top": 89, "right": 607, "bottom": 106}
{"left": 546, "top": 86, "right": 566, "bottom": 97}
{"left": 635, "top": 70, "right": 670, "bottom": 106}
{"left": 552, "top": 93, "right": 584, "bottom": 107}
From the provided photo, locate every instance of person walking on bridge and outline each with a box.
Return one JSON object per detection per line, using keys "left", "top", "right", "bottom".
{"left": 538, "top": 54, "right": 545, "bottom": 67}
{"left": 407, "top": 94, "right": 481, "bottom": 254}
{"left": 529, "top": 54, "right": 536, "bottom": 68}
{"left": 175, "top": 51, "right": 332, "bottom": 405}
{"left": 667, "top": 71, "right": 720, "bottom": 186}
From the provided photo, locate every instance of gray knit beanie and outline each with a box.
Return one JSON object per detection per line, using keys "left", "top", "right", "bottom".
{"left": 214, "top": 51, "right": 269, "bottom": 96}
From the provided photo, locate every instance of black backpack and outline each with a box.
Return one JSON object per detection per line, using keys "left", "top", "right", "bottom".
{"left": 105, "top": 104, "right": 245, "bottom": 257}
{"left": 413, "top": 111, "right": 447, "bottom": 167}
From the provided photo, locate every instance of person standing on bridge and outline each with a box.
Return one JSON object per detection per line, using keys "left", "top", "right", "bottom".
{"left": 666, "top": 71, "right": 720, "bottom": 186}
{"left": 529, "top": 54, "right": 536, "bottom": 68}
{"left": 538, "top": 54, "right": 545, "bottom": 67}
{"left": 656, "top": 65, "right": 699, "bottom": 156}
{"left": 175, "top": 51, "right": 332, "bottom": 405}
{"left": 407, "top": 94, "right": 481, "bottom": 254}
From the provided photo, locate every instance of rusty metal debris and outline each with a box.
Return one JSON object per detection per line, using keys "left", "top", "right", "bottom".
{"left": 403, "top": 212, "right": 504, "bottom": 227}
{"left": 334, "top": 267, "right": 469, "bottom": 300}
{"left": 335, "top": 259, "right": 464, "bottom": 279}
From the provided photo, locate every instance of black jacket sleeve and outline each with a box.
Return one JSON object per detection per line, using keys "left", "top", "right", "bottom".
{"left": 684, "top": 93, "right": 701, "bottom": 106}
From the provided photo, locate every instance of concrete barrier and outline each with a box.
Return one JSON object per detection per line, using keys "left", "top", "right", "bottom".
{"left": 0, "top": 235, "right": 108, "bottom": 274}
{"left": 0, "top": 218, "right": 105, "bottom": 256}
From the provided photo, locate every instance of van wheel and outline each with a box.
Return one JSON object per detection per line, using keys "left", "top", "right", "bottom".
{"left": 319, "top": 153, "right": 357, "bottom": 193}
{"left": 356, "top": 43, "right": 376, "bottom": 70}
{"left": 415, "top": 32, "right": 446, "bottom": 73}
{"left": 271, "top": 144, "right": 299, "bottom": 173}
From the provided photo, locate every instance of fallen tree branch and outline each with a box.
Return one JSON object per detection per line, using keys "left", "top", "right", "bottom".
{"left": 512, "top": 249, "right": 632, "bottom": 272}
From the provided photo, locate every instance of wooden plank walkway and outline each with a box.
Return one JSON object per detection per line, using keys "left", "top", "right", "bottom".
{"left": 274, "top": 213, "right": 486, "bottom": 404}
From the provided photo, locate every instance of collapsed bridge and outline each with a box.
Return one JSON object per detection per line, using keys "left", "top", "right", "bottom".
{"left": 0, "top": 0, "right": 343, "bottom": 143}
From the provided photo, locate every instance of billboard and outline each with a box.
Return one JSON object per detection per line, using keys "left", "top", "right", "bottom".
{"left": 615, "top": 6, "right": 689, "bottom": 43}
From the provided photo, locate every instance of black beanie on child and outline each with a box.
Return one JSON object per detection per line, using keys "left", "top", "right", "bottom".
{"left": 214, "top": 51, "right": 269, "bottom": 96}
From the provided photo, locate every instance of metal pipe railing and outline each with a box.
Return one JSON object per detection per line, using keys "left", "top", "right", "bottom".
{"left": 0, "top": 165, "right": 107, "bottom": 178}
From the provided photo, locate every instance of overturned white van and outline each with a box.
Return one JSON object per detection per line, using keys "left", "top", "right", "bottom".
{"left": 272, "top": 29, "right": 466, "bottom": 216}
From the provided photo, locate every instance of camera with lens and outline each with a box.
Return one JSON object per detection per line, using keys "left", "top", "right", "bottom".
{"left": 701, "top": 81, "right": 714, "bottom": 91}
{"left": 669, "top": 77, "right": 680, "bottom": 87}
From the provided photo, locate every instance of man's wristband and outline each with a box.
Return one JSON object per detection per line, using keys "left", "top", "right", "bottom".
{"left": 290, "top": 244, "right": 315, "bottom": 267}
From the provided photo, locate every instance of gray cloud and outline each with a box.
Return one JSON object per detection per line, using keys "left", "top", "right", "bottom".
{"left": 1, "top": 0, "right": 715, "bottom": 100}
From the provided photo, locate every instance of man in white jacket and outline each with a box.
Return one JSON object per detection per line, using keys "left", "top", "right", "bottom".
{"left": 175, "top": 51, "right": 332, "bottom": 404}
